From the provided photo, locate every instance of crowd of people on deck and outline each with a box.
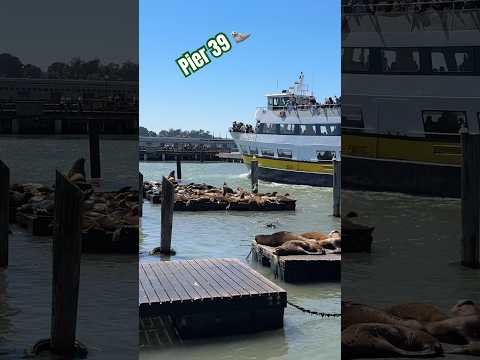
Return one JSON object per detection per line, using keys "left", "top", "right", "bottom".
{"left": 342, "top": 0, "right": 480, "bottom": 14}
{"left": 149, "top": 143, "right": 211, "bottom": 152}
{"left": 231, "top": 122, "right": 255, "bottom": 133}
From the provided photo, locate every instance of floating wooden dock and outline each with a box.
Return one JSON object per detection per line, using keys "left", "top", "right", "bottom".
{"left": 139, "top": 258, "right": 287, "bottom": 339}
{"left": 251, "top": 241, "right": 341, "bottom": 283}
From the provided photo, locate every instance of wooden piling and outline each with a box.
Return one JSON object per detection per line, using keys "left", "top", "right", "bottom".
{"left": 139, "top": 172, "right": 143, "bottom": 217}
{"left": 51, "top": 171, "right": 84, "bottom": 354}
{"left": 88, "top": 119, "right": 101, "bottom": 179}
{"left": 461, "top": 130, "right": 480, "bottom": 268}
{"left": 176, "top": 155, "right": 182, "bottom": 180}
{"left": 251, "top": 159, "right": 259, "bottom": 193}
{"left": 0, "top": 161, "right": 9, "bottom": 268}
{"left": 160, "top": 176, "right": 175, "bottom": 254}
{"left": 333, "top": 157, "right": 341, "bottom": 217}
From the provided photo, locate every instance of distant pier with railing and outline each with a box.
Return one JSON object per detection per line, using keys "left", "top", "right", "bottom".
{"left": 140, "top": 136, "right": 240, "bottom": 162}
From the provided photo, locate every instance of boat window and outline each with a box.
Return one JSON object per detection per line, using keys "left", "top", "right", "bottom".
{"left": 316, "top": 151, "right": 333, "bottom": 161}
{"left": 381, "top": 48, "right": 420, "bottom": 73}
{"left": 277, "top": 149, "right": 292, "bottom": 159}
{"left": 279, "top": 123, "right": 296, "bottom": 135}
{"left": 257, "top": 123, "right": 279, "bottom": 134}
{"left": 249, "top": 146, "right": 258, "bottom": 155}
{"left": 261, "top": 148, "right": 275, "bottom": 157}
{"left": 431, "top": 48, "right": 474, "bottom": 73}
{"left": 342, "top": 47, "right": 370, "bottom": 72}
{"left": 342, "top": 106, "right": 364, "bottom": 128}
{"left": 299, "top": 124, "right": 316, "bottom": 135}
{"left": 422, "top": 111, "right": 467, "bottom": 134}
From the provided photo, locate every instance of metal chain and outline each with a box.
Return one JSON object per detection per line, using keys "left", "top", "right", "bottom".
{"left": 287, "top": 300, "right": 341, "bottom": 317}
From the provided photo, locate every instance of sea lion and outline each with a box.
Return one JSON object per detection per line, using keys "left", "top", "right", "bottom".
{"left": 301, "top": 231, "right": 329, "bottom": 241}
{"left": 67, "top": 158, "right": 86, "bottom": 179}
{"left": 450, "top": 299, "right": 480, "bottom": 317}
{"left": 384, "top": 303, "right": 450, "bottom": 323}
{"left": 255, "top": 231, "right": 304, "bottom": 247}
{"left": 274, "top": 240, "right": 325, "bottom": 256}
{"left": 222, "top": 182, "right": 234, "bottom": 196}
{"left": 425, "top": 311, "right": 480, "bottom": 345}
{"left": 342, "top": 323, "right": 443, "bottom": 359}
{"left": 342, "top": 302, "right": 425, "bottom": 331}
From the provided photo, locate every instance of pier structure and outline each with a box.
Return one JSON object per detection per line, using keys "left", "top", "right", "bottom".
{"left": 139, "top": 258, "right": 287, "bottom": 339}
{"left": 0, "top": 78, "right": 138, "bottom": 135}
{"left": 139, "top": 136, "right": 238, "bottom": 162}
{"left": 251, "top": 241, "right": 341, "bottom": 283}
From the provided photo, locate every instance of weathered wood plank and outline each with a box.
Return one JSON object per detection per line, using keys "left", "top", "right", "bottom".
{"left": 0, "top": 160, "right": 9, "bottom": 268}
{"left": 51, "top": 171, "right": 83, "bottom": 354}
{"left": 193, "top": 259, "right": 243, "bottom": 298}
{"left": 160, "top": 261, "right": 202, "bottom": 300}
{"left": 182, "top": 260, "right": 227, "bottom": 299}
{"left": 223, "top": 259, "right": 283, "bottom": 294}
{"left": 160, "top": 177, "right": 175, "bottom": 254}
{"left": 251, "top": 159, "right": 258, "bottom": 193}
{"left": 88, "top": 119, "right": 101, "bottom": 179}
{"left": 333, "top": 157, "right": 341, "bottom": 217}
{"left": 149, "top": 263, "right": 183, "bottom": 302}
{"left": 141, "top": 264, "right": 165, "bottom": 303}
{"left": 214, "top": 259, "right": 265, "bottom": 295}
{"left": 461, "top": 131, "right": 480, "bottom": 268}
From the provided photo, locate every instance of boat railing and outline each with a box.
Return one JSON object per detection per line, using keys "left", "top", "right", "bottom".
{"left": 257, "top": 104, "right": 341, "bottom": 116}
{"left": 342, "top": 0, "right": 480, "bottom": 15}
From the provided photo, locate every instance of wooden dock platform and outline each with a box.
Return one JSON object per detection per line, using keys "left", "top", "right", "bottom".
{"left": 139, "top": 258, "right": 287, "bottom": 338}
{"left": 251, "top": 241, "right": 341, "bottom": 283}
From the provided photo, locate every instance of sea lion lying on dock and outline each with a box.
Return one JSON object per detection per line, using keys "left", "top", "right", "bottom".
{"left": 342, "top": 323, "right": 443, "bottom": 359}
{"left": 255, "top": 230, "right": 341, "bottom": 255}
{"left": 425, "top": 302, "right": 480, "bottom": 345}
{"left": 342, "top": 302, "right": 424, "bottom": 331}
{"left": 384, "top": 303, "right": 450, "bottom": 323}
{"left": 255, "top": 231, "right": 305, "bottom": 247}
{"left": 274, "top": 239, "right": 326, "bottom": 256}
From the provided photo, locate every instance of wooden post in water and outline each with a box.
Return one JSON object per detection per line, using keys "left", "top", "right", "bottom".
{"left": 160, "top": 176, "right": 175, "bottom": 254}
{"left": 176, "top": 155, "right": 182, "bottom": 180}
{"left": 139, "top": 172, "right": 143, "bottom": 217}
{"left": 332, "top": 156, "right": 341, "bottom": 217}
{"left": 88, "top": 119, "right": 101, "bottom": 179}
{"left": 0, "top": 161, "right": 9, "bottom": 268}
{"left": 251, "top": 159, "right": 259, "bottom": 193}
{"left": 51, "top": 171, "right": 83, "bottom": 354}
{"left": 461, "top": 129, "right": 480, "bottom": 268}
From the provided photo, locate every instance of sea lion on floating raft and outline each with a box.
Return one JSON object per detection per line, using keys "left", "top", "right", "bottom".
{"left": 342, "top": 323, "right": 444, "bottom": 359}
{"left": 342, "top": 302, "right": 424, "bottom": 331}
{"left": 274, "top": 239, "right": 325, "bottom": 256}
{"left": 425, "top": 300, "right": 480, "bottom": 346}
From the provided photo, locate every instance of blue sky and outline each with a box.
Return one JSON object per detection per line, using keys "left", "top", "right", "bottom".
{"left": 140, "top": 0, "right": 340, "bottom": 137}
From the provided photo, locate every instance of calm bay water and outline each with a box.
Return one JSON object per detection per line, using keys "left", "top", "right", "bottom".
{"left": 140, "top": 161, "right": 341, "bottom": 360}
{"left": 0, "top": 136, "right": 138, "bottom": 359}
{"left": 343, "top": 190, "right": 480, "bottom": 360}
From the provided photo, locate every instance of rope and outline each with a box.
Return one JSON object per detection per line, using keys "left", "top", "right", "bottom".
{"left": 287, "top": 300, "right": 341, "bottom": 317}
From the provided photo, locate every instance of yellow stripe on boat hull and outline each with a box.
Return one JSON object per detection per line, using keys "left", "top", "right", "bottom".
{"left": 242, "top": 154, "right": 333, "bottom": 174}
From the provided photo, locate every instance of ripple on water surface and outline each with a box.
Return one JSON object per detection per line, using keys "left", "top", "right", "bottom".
{"left": 139, "top": 162, "right": 341, "bottom": 360}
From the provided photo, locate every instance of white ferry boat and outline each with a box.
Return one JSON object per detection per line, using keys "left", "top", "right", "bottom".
{"left": 230, "top": 73, "right": 340, "bottom": 186}
{"left": 342, "top": 0, "right": 480, "bottom": 197}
